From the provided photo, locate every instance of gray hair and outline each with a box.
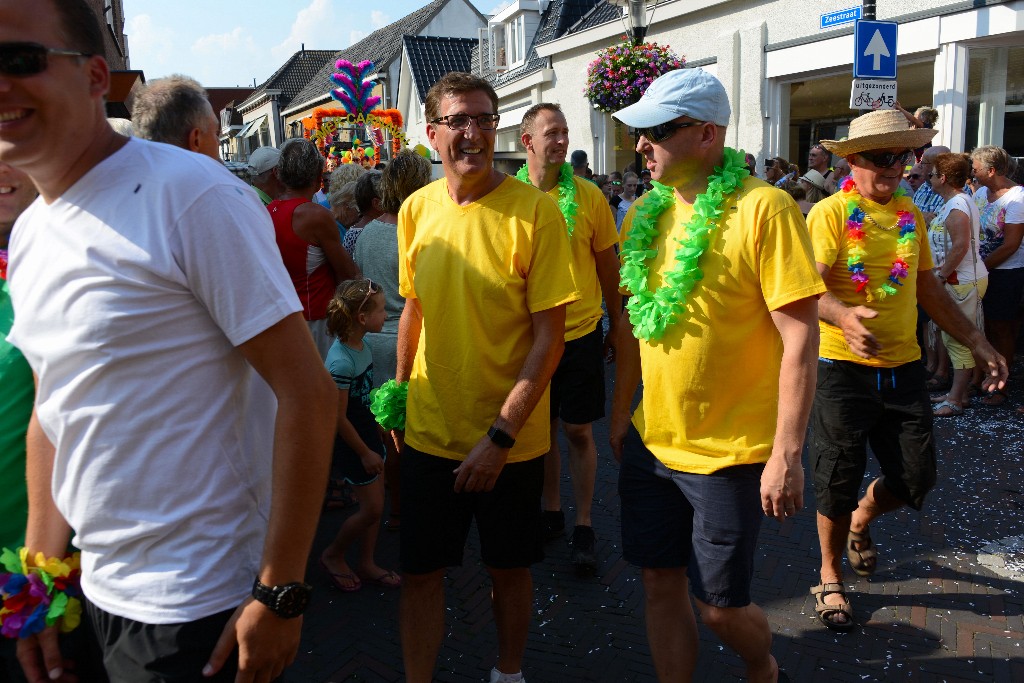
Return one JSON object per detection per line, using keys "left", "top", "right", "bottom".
{"left": 277, "top": 139, "right": 325, "bottom": 190}
{"left": 328, "top": 180, "right": 359, "bottom": 213}
{"left": 330, "top": 163, "right": 366, "bottom": 188}
{"left": 971, "top": 145, "right": 1015, "bottom": 177}
{"left": 131, "top": 75, "right": 211, "bottom": 147}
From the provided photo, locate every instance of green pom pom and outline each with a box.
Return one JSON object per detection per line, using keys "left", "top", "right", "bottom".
{"left": 370, "top": 380, "right": 409, "bottom": 431}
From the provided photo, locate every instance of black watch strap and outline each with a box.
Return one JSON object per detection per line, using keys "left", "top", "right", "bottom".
{"left": 251, "top": 578, "right": 312, "bottom": 619}
{"left": 487, "top": 425, "right": 516, "bottom": 449}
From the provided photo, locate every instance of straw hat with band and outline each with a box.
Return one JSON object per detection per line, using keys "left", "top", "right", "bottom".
{"left": 819, "top": 110, "right": 936, "bottom": 158}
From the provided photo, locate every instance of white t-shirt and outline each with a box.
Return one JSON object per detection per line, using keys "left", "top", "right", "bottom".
{"left": 7, "top": 138, "right": 302, "bottom": 624}
{"left": 928, "top": 192, "right": 988, "bottom": 284}
{"left": 975, "top": 185, "right": 1024, "bottom": 270}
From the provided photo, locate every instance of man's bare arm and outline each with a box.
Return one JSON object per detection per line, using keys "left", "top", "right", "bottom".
{"left": 761, "top": 297, "right": 819, "bottom": 522}
{"left": 204, "top": 312, "right": 336, "bottom": 682}
{"left": 815, "top": 262, "right": 881, "bottom": 359}
{"left": 452, "top": 305, "right": 566, "bottom": 493}
{"left": 293, "top": 203, "right": 360, "bottom": 282}
{"left": 609, "top": 309, "right": 640, "bottom": 462}
{"left": 594, "top": 246, "right": 622, "bottom": 361}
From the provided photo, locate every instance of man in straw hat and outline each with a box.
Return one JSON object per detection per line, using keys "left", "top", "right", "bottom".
{"left": 610, "top": 67, "right": 825, "bottom": 682}
{"left": 806, "top": 109, "right": 1007, "bottom": 631}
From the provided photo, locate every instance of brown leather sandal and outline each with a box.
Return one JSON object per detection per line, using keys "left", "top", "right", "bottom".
{"left": 847, "top": 527, "right": 877, "bottom": 576}
{"left": 811, "top": 582, "right": 855, "bottom": 632}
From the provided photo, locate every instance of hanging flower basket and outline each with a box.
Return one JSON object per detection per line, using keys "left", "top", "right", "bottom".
{"left": 584, "top": 39, "right": 685, "bottom": 114}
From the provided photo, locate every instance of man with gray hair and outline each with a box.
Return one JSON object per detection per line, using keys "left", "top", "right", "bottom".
{"left": 131, "top": 74, "right": 221, "bottom": 161}
{"left": 247, "top": 146, "right": 284, "bottom": 205}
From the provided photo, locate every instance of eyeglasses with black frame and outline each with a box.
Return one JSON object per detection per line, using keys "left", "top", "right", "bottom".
{"left": 430, "top": 113, "right": 501, "bottom": 131}
{"left": 0, "top": 42, "right": 92, "bottom": 77}
{"left": 635, "top": 120, "right": 706, "bottom": 144}
{"left": 856, "top": 149, "right": 915, "bottom": 169}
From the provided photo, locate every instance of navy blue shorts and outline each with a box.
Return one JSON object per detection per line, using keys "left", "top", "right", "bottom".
{"left": 618, "top": 426, "right": 764, "bottom": 608}
{"left": 810, "top": 359, "right": 936, "bottom": 517}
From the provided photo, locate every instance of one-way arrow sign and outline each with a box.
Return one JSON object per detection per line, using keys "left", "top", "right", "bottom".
{"left": 854, "top": 20, "right": 898, "bottom": 79}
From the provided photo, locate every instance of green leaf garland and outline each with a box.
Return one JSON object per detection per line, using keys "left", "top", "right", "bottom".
{"left": 619, "top": 147, "right": 749, "bottom": 341}
{"left": 515, "top": 162, "right": 578, "bottom": 237}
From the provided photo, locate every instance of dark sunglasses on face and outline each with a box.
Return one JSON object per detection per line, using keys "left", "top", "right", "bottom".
{"left": 0, "top": 41, "right": 91, "bottom": 77}
{"left": 858, "top": 149, "right": 914, "bottom": 169}
{"left": 636, "top": 120, "right": 706, "bottom": 144}
{"left": 907, "top": 173, "right": 922, "bottom": 179}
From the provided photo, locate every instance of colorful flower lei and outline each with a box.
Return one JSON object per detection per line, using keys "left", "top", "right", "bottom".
{"left": 0, "top": 249, "right": 8, "bottom": 281}
{"left": 840, "top": 176, "right": 917, "bottom": 302}
{"left": 618, "top": 147, "right": 749, "bottom": 341}
{"left": 514, "top": 162, "right": 578, "bottom": 237}
{"left": 584, "top": 40, "right": 685, "bottom": 113}
{"left": 0, "top": 547, "right": 82, "bottom": 639}
{"left": 369, "top": 379, "right": 408, "bottom": 431}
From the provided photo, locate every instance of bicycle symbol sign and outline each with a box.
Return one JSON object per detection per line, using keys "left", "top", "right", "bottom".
{"left": 849, "top": 78, "right": 898, "bottom": 111}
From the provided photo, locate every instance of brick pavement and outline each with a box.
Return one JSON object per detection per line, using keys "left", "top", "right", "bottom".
{"left": 289, "top": 374, "right": 1024, "bottom": 682}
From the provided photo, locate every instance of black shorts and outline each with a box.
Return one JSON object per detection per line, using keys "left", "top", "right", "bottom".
{"left": 982, "top": 267, "right": 1024, "bottom": 322}
{"left": 549, "top": 322, "right": 606, "bottom": 424}
{"left": 618, "top": 426, "right": 764, "bottom": 608}
{"left": 330, "top": 424, "right": 385, "bottom": 487}
{"left": 810, "top": 359, "right": 936, "bottom": 517}
{"left": 87, "top": 603, "right": 239, "bottom": 682}
{"left": 399, "top": 446, "right": 544, "bottom": 574}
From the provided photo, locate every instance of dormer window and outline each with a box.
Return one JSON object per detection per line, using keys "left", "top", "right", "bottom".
{"left": 488, "top": 1, "right": 540, "bottom": 71}
{"left": 507, "top": 14, "right": 526, "bottom": 66}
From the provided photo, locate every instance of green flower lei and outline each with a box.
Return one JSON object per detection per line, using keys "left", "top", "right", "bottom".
{"left": 515, "top": 162, "right": 578, "bottom": 237}
{"left": 369, "top": 379, "right": 408, "bottom": 431}
{"left": 619, "top": 147, "right": 749, "bottom": 341}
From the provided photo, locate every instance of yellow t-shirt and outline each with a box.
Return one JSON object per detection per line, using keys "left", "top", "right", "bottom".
{"left": 807, "top": 191, "right": 934, "bottom": 367}
{"left": 547, "top": 176, "right": 618, "bottom": 341}
{"left": 398, "top": 176, "right": 580, "bottom": 462}
{"left": 620, "top": 177, "right": 825, "bottom": 474}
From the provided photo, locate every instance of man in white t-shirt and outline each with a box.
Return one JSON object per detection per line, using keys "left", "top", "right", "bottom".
{"left": 0, "top": 1, "right": 336, "bottom": 681}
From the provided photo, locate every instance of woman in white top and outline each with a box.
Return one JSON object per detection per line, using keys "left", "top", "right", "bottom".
{"left": 971, "top": 146, "right": 1024, "bottom": 406}
{"left": 926, "top": 153, "right": 989, "bottom": 416}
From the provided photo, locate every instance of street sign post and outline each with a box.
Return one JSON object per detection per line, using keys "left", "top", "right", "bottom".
{"left": 850, "top": 79, "right": 898, "bottom": 110}
{"left": 821, "top": 6, "right": 861, "bottom": 30}
{"left": 853, "top": 19, "right": 898, "bottom": 79}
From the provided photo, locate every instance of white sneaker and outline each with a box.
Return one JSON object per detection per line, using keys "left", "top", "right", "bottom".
{"left": 489, "top": 667, "right": 524, "bottom": 683}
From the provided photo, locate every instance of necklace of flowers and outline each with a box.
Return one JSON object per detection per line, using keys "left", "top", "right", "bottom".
{"left": 515, "top": 162, "right": 578, "bottom": 237}
{"left": 618, "top": 147, "right": 748, "bottom": 341}
{"left": 840, "top": 176, "right": 917, "bottom": 302}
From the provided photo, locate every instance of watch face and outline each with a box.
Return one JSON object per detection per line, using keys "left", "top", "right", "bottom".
{"left": 275, "top": 583, "right": 312, "bottom": 618}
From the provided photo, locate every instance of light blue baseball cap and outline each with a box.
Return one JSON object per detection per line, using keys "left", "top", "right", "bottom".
{"left": 613, "top": 68, "right": 731, "bottom": 128}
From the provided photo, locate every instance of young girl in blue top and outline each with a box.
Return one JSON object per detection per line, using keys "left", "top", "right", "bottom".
{"left": 319, "top": 278, "right": 400, "bottom": 591}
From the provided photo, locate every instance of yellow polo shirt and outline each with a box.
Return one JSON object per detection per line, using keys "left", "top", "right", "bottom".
{"left": 620, "top": 177, "right": 825, "bottom": 473}
{"left": 398, "top": 176, "right": 579, "bottom": 462}
{"left": 547, "top": 176, "right": 618, "bottom": 341}
{"left": 808, "top": 191, "right": 933, "bottom": 367}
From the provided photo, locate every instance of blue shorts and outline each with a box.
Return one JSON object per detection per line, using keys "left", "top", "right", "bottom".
{"left": 618, "top": 427, "right": 764, "bottom": 608}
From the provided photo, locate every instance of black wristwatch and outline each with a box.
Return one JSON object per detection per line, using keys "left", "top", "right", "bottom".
{"left": 487, "top": 425, "right": 516, "bottom": 449}
{"left": 251, "top": 578, "right": 312, "bottom": 619}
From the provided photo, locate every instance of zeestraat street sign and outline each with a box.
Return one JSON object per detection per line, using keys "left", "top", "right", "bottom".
{"left": 850, "top": 78, "right": 898, "bottom": 110}
{"left": 821, "top": 6, "right": 861, "bottom": 30}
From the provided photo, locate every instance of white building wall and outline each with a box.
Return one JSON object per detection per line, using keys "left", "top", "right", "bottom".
{"left": 526, "top": 0, "right": 1024, "bottom": 170}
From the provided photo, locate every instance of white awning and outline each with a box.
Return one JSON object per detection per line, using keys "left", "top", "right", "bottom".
{"left": 236, "top": 114, "right": 267, "bottom": 139}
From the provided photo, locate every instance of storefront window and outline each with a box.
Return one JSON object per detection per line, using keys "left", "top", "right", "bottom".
{"left": 966, "top": 46, "right": 1024, "bottom": 156}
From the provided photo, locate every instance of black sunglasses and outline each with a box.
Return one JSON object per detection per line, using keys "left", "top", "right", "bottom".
{"left": 637, "top": 120, "right": 706, "bottom": 144}
{"left": 907, "top": 173, "right": 922, "bottom": 179}
{"left": 0, "top": 42, "right": 91, "bottom": 77}
{"left": 857, "top": 149, "right": 914, "bottom": 169}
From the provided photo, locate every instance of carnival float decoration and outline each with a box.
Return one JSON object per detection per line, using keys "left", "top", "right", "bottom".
{"left": 304, "top": 59, "right": 407, "bottom": 167}
{"left": 584, "top": 39, "right": 684, "bottom": 113}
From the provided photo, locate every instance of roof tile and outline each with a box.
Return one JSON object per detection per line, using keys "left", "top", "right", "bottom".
{"left": 404, "top": 36, "right": 478, "bottom": 102}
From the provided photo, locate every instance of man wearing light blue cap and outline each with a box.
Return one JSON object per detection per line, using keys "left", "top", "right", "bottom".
{"left": 609, "top": 68, "right": 824, "bottom": 683}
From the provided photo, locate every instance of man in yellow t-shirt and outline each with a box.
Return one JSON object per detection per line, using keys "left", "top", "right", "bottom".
{"left": 394, "top": 73, "right": 578, "bottom": 683}
{"left": 808, "top": 109, "right": 1007, "bottom": 632}
{"left": 517, "top": 103, "right": 621, "bottom": 575}
{"left": 610, "top": 68, "right": 824, "bottom": 683}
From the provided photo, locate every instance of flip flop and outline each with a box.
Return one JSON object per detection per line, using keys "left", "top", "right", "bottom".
{"left": 361, "top": 570, "right": 401, "bottom": 589}
{"left": 847, "top": 527, "right": 877, "bottom": 577}
{"left": 932, "top": 400, "right": 964, "bottom": 417}
{"left": 810, "top": 583, "right": 855, "bottom": 632}
{"left": 320, "top": 557, "right": 361, "bottom": 592}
